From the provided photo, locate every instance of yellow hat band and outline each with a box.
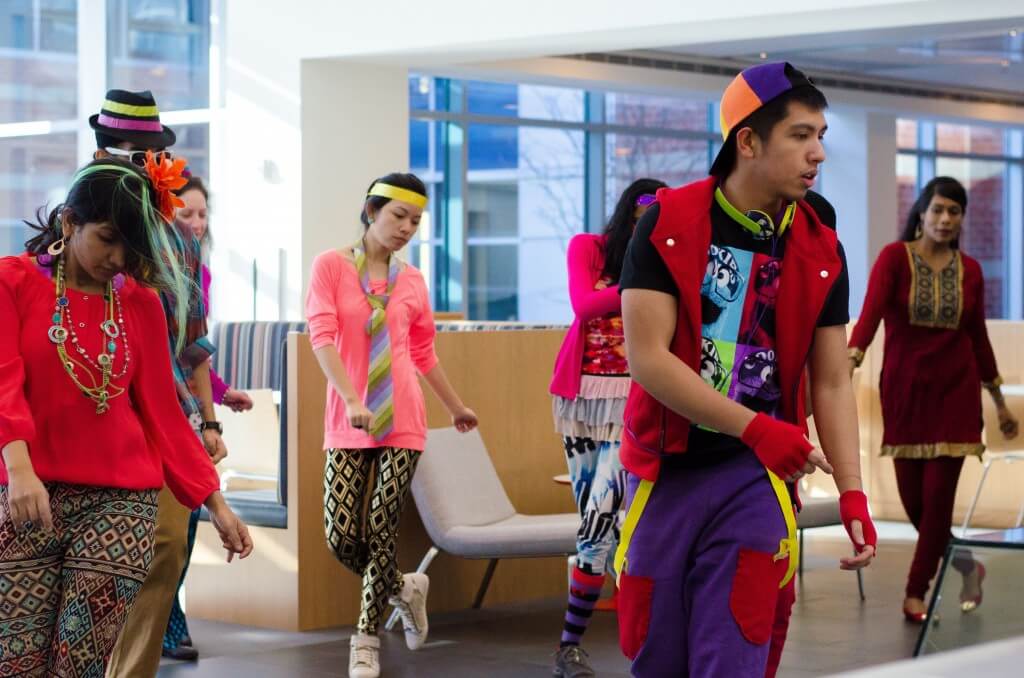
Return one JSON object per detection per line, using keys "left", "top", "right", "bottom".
{"left": 367, "top": 183, "right": 428, "bottom": 209}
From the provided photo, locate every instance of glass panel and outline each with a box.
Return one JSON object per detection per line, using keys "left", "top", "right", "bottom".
{"left": 408, "top": 74, "right": 434, "bottom": 111}
{"left": 605, "top": 92, "right": 711, "bottom": 132}
{"left": 896, "top": 153, "right": 919, "bottom": 237}
{"left": 917, "top": 536, "right": 1024, "bottom": 656}
{"left": 467, "top": 124, "right": 585, "bottom": 321}
{"left": 0, "top": 133, "right": 78, "bottom": 257}
{"left": 173, "top": 123, "right": 210, "bottom": 180}
{"left": 0, "top": 1, "right": 77, "bottom": 123}
{"left": 408, "top": 119, "right": 445, "bottom": 295}
{"left": 935, "top": 157, "right": 1006, "bottom": 318}
{"left": 467, "top": 81, "right": 584, "bottom": 122}
{"left": 605, "top": 135, "right": 710, "bottom": 214}
{"left": 107, "top": 0, "right": 211, "bottom": 111}
{"left": 936, "top": 123, "right": 1004, "bottom": 156}
{"left": 467, "top": 244, "right": 517, "bottom": 320}
{"left": 897, "top": 119, "right": 918, "bottom": 150}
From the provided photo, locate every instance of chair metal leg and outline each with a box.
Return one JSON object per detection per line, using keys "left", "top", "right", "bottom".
{"left": 856, "top": 567, "right": 865, "bottom": 602}
{"left": 472, "top": 559, "right": 499, "bottom": 609}
{"left": 960, "top": 458, "right": 993, "bottom": 537}
{"left": 385, "top": 545, "right": 440, "bottom": 632}
{"left": 567, "top": 554, "right": 576, "bottom": 589}
{"left": 798, "top": 529, "right": 805, "bottom": 578}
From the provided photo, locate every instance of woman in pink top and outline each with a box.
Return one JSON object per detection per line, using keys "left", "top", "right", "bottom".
{"left": 305, "top": 172, "right": 477, "bottom": 678}
{"left": 549, "top": 178, "right": 665, "bottom": 677}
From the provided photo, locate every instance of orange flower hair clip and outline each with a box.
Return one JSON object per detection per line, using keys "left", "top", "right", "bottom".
{"left": 143, "top": 150, "right": 188, "bottom": 222}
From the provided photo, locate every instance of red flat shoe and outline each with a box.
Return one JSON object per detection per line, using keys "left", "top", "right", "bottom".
{"left": 961, "top": 562, "right": 986, "bottom": 613}
{"left": 902, "top": 606, "right": 927, "bottom": 624}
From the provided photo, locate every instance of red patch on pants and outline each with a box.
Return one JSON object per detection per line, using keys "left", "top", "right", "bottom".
{"left": 617, "top": 572, "right": 654, "bottom": 660}
{"left": 728, "top": 548, "right": 788, "bottom": 645}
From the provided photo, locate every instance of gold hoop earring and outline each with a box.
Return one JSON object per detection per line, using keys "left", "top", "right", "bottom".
{"left": 47, "top": 236, "right": 66, "bottom": 256}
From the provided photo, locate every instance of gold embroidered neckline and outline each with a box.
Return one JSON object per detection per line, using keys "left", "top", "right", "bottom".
{"left": 905, "top": 243, "right": 963, "bottom": 330}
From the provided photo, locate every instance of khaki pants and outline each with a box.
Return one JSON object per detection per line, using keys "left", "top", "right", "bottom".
{"left": 106, "top": 486, "right": 191, "bottom": 677}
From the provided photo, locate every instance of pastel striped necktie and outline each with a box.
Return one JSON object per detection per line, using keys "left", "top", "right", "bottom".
{"left": 353, "top": 243, "right": 401, "bottom": 441}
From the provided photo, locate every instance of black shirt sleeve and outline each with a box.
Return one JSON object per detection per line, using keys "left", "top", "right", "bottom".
{"left": 618, "top": 203, "right": 679, "bottom": 297}
{"left": 818, "top": 240, "right": 850, "bottom": 327}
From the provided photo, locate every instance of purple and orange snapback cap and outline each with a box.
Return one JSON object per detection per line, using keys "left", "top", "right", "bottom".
{"left": 709, "top": 61, "right": 816, "bottom": 177}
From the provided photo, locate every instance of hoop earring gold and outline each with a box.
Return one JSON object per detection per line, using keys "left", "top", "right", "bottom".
{"left": 47, "top": 236, "right": 66, "bottom": 256}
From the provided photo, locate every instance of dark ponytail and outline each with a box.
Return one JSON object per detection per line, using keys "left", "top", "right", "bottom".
{"left": 24, "top": 205, "right": 66, "bottom": 255}
{"left": 600, "top": 178, "right": 668, "bottom": 282}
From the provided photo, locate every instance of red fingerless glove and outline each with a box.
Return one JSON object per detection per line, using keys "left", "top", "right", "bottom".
{"left": 839, "top": 490, "right": 878, "bottom": 554}
{"left": 740, "top": 413, "right": 813, "bottom": 478}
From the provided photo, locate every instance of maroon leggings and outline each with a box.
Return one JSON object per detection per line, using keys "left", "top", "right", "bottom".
{"left": 893, "top": 456, "right": 975, "bottom": 599}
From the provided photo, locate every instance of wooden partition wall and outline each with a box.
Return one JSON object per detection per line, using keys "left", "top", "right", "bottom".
{"left": 186, "top": 321, "right": 1024, "bottom": 630}
{"left": 186, "top": 329, "right": 574, "bottom": 631}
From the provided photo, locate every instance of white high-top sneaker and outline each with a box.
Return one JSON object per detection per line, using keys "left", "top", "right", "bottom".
{"left": 349, "top": 633, "right": 380, "bottom": 678}
{"left": 388, "top": 573, "right": 430, "bottom": 650}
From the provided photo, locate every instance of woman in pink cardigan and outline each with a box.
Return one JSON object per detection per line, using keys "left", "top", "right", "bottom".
{"left": 305, "top": 173, "right": 477, "bottom": 678}
{"left": 549, "top": 178, "right": 666, "bottom": 677}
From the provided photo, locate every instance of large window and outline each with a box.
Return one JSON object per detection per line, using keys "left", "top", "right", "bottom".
{"left": 107, "top": 0, "right": 210, "bottom": 111}
{"left": 0, "top": 1, "right": 78, "bottom": 124}
{"left": 1, "top": 4, "right": 213, "bottom": 260}
{"left": 410, "top": 75, "right": 719, "bottom": 321}
{"left": 0, "top": 133, "right": 78, "bottom": 255}
{"left": 897, "top": 119, "right": 1024, "bottom": 318}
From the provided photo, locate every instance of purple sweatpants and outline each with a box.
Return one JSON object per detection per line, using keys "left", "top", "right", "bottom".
{"left": 617, "top": 451, "right": 791, "bottom": 677}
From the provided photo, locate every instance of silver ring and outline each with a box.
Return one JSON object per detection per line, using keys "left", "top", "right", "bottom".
{"left": 22, "top": 520, "right": 33, "bottom": 530}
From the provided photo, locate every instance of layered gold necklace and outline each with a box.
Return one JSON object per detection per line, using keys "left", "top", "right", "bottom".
{"left": 47, "top": 259, "right": 129, "bottom": 414}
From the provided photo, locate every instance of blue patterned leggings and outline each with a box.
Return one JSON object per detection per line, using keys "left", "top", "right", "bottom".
{"left": 563, "top": 436, "right": 626, "bottom": 575}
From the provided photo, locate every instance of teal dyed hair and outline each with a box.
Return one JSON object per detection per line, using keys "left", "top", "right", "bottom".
{"left": 25, "top": 159, "right": 197, "bottom": 352}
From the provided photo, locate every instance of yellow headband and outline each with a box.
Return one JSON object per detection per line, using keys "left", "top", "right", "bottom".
{"left": 367, "top": 183, "right": 428, "bottom": 209}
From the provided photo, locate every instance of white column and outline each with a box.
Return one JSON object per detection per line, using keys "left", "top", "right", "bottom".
{"left": 215, "top": 0, "right": 303, "bottom": 320}
{"left": 825, "top": 108, "right": 897, "bottom": 317}
{"left": 299, "top": 59, "right": 409, "bottom": 295}
{"left": 77, "top": 0, "right": 106, "bottom": 163}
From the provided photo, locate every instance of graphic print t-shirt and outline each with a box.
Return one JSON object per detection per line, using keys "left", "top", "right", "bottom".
{"left": 619, "top": 190, "right": 849, "bottom": 456}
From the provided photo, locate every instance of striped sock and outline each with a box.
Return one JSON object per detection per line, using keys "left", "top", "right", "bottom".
{"left": 560, "top": 567, "right": 604, "bottom": 647}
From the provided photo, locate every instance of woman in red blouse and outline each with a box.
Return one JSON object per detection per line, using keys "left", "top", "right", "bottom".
{"left": 849, "top": 176, "right": 1018, "bottom": 623}
{"left": 0, "top": 159, "right": 253, "bottom": 676}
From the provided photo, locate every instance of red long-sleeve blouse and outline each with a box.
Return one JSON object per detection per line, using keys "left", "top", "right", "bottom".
{"left": 0, "top": 254, "right": 219, "bottom": 508}
{"left": 849, "top": 242, "right": 999, "bottom": 458}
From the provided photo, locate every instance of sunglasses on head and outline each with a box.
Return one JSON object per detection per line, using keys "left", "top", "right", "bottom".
{"left": 635, "top": 193, "right": 657, "bottom": 207}
{"left": 104, "top": 146, "right": 174, "bottom": 167}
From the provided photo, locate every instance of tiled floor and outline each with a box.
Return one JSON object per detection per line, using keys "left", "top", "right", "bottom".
{"left": 154, "top": 524, "right": 1002, "bottom": 677}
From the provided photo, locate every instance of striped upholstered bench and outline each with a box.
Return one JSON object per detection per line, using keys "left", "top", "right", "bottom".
{"left": 201, "top": 321, "right": 307, "bottom": 528}
{"left": 211, "top": 321, "right": 308, "bottom": 392}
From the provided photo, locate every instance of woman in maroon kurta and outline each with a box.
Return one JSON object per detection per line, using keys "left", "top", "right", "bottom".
{"left": 849, "top": 176, "right": 1018, "bottom": 623}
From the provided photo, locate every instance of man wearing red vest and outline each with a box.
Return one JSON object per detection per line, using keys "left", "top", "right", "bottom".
{"left": 615, "top": 62, "right": 877, "bottom": 677}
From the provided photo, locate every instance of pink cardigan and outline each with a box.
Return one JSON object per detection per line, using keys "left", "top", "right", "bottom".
{"left": 305, "top": 250, "right": 439, "bottom": 451}
{"left": 550, "top": 233, "right": 622, "bottom": 399}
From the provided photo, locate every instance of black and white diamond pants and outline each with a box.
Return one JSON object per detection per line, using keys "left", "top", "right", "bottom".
{"left": 324, "top": 447, "right": 420, "bottom": 634}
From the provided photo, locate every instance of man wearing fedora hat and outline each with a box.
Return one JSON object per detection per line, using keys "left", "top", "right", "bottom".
{"left": 91, "top": 89, "right": 177, "bottom": 165}
{"left": 612, "top": 62, "right": 877, "bottom": 677}
{"left": 94, "top": 89, "right": 227, "bottom": 674}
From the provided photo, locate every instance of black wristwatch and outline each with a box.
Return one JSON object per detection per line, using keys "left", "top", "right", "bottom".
{"left": 200, "top": 421, "right": 223, "bottom": 435}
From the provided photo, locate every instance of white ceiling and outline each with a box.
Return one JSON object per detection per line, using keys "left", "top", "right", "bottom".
{"left": 652, "top": 18, "right": 1024, "bottom": 97}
